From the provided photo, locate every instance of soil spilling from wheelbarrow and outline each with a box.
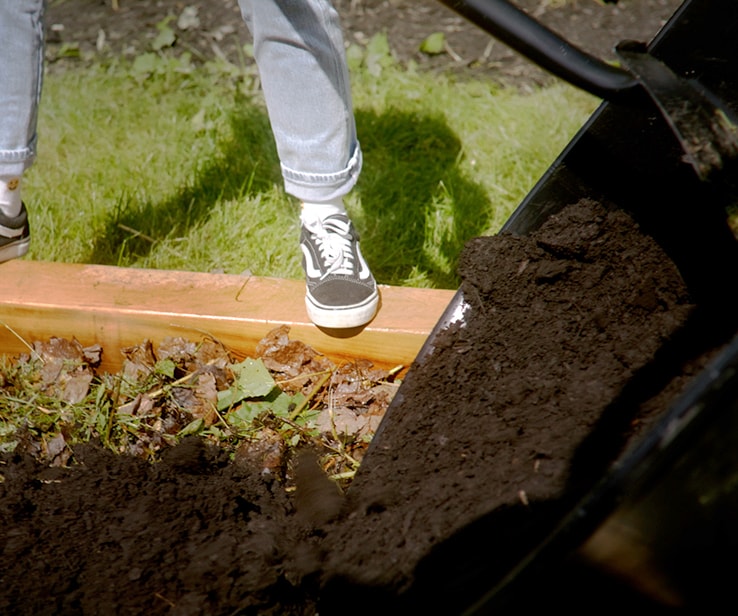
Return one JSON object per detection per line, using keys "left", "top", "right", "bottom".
{"left": 1, "top": 198, "right": 730, "bottom": 615}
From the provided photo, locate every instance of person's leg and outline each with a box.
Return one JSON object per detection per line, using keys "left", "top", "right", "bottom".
{"left": 0, "top": 0, "right": 45, "bottom": 262}
{"left": 238, "top": 0, "right": 378, "bottom": 329}
{"left": 239, "top": 0, "right": 360, "bottom": 201}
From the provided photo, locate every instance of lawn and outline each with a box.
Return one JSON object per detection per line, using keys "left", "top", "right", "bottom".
{"left": 26, "top": 33, "right": 598, "bottom": 290}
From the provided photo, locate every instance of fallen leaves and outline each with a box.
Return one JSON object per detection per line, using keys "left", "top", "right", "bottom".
{"left": 0, "top": 324, "right": 401, "bottom": 488}
{"left": 34, "top": 337, "right": 100, "bottom": 404}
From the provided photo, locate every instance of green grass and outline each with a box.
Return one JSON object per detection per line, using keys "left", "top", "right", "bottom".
{"left": 25, "top": 35, "right": 598, "bottom": 290}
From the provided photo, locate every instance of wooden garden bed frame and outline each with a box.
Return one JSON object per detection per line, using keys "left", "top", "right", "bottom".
{"left": 0, "top": 260, "right": 455, "bottom": 373}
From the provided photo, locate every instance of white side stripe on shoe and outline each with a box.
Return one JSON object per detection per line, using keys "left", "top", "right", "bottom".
{"left": 356, "top": 246, "right": 372, "bottom": 281}
{"left": 0, "top": 223, "right": 24, "bottom": 238}
{"left": 301, "top": 244, "right": 324, "bottom": 278}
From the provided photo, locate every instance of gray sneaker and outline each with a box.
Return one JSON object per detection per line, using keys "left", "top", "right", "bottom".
{"left": 300, "top": 213, "right": 379, "bottom": 328}
{"left": 0, "top": 202, "right": 30, "bottom": 263}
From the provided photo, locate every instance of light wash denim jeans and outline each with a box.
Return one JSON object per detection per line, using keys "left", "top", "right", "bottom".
{"left": 0, "top": 0, "right": 46, "bottom": 178}
{"left": 237, "top": 0, "right": 362, "bottom": 202}
{"left": 0, "top": 0, "right": 360, "bottom": 202}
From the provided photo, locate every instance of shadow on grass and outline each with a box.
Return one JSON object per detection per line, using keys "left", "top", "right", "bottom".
{"left": 355, "top": 108, "right": 493, "bottom": 289}
{"left": 88, "top": 101, "right": 493, "bottom": 290}
{"left": 86, "top": 100, "right": 282, "bottom": 266}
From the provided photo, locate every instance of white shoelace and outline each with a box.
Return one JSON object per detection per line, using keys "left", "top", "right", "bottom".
{"left": 308, "top": 217, "right": 356, "bottom": 279}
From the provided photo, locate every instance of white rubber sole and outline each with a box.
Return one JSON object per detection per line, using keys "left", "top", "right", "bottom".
{"left": 305, "top": 291, "right": 380, "bottom": 329}
{"left": 0, "top": 237, "right": 30, "bottom": 264}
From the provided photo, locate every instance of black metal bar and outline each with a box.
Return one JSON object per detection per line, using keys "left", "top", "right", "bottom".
{"left": 437, "top": 0, "right": 638, "bottom": 99}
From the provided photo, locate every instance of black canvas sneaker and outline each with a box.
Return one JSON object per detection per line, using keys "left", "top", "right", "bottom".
{"left": 0, "top": 202, "right": 30, "bottom": 263}
{"left": 300, "top": 213, "right": 379, "bottom": 328}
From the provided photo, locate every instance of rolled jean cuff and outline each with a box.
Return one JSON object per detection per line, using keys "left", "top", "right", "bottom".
{"left": 0, "top": 144, "right": 37, "bottom": 177}
{"left": 281, "top": 143, "right": 362, "bottom": 203}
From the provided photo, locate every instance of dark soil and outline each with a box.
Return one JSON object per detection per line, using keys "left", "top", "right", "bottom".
{"left": 5, "top": 1, "right": 730, "bottom": 615}
{"left": 3, "top": 196, "right": 729, "bottom": 614}
{"left": 43, "top": 0, "right": 683, "bottom": 87}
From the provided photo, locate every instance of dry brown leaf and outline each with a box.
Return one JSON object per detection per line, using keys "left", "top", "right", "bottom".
{"left": 171, "top": 371, "right": 218, "bottom": 425}
{"left": 314, "top": 405, "right": 383, "bottom": 439}
{"left": 121, "top": 339, "right": 157, "bottom": 383}
{"left": 257, "top": 324, "right": 334, "bottom": 378}
{"left": 32, "top": 337, "right": 95, "bottom": 403}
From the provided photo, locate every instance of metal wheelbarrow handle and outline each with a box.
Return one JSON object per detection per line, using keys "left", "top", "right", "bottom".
{"left": 438, "top": 0, "right": 638, "bottom": 98}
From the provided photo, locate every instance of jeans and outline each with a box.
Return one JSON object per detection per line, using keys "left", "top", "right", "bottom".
{"left": 0, "top": 0, "right": 361, "bottom": 201}
{"left": 0, "top": 0, "right": 45, "bottom": 177}
{"left": 238, "top": 0, "right": 362, "bottom": 202}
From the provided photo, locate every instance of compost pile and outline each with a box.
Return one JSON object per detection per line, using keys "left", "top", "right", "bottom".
{"left": 1, "top": 198, "right": 727, "bottom": 615}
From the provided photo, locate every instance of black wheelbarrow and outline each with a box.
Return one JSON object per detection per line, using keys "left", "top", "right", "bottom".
{"left": 342, "top": 0, "right": 738, "bottom": 612}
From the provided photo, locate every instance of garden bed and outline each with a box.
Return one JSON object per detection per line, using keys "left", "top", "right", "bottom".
{"left": 1, "top": 198, "right": 728, "bottom": 614}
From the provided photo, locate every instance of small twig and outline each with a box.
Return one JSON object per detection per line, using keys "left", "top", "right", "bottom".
{"left": 211, "top": 404, "right": 231, "bottom": 434}
{"left": 276, "top": 368, "right": 332, "bottom": 387}
{"left": 116, "top": 359, "right": 218, "bottom": 412}
{"left": 117, "top": 223, "right": 155, "bottom": 243}
{"left": 444, "top": 40, "right": 465, "bottom": 63}
{"left": 153, "top": 592, "right": 175, "bottom": 608}
{"left": 328, "top": 470, "right": 356, "bottom": 481}
{"left": 327, "top": 390, "right": 340, "bottom": 444}
{"left": 288, "top": 369, "right": 332, "bottom": 421}
{"left": 1, "top": 321, "right": 44, "bottom": 363}
{"left": 321, "top": 436, "right": 362, "bottom": 470}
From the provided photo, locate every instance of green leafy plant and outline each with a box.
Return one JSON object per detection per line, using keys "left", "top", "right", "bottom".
{"left": 419, "top": 31, "right": 446, "bottom": 55}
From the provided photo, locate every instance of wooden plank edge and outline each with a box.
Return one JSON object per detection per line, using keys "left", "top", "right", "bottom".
{"left": 0, "top": 260, "right": 456, "bottom": 373}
